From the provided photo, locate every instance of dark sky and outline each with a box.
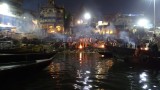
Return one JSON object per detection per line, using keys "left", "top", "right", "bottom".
{"left": 23, "top": 0, "right": 160, "bottom": 19}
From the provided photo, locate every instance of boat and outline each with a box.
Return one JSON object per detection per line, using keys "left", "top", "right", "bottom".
{"left": 0, "top": 52, "right": 56, "bottom": 63}
{"left": 99, "top": 45, "right": 160, "bottom": 68}
{"left": 98, "top": 45, "right": 135, "bottom": 59}
{"left": 0, "top": 52, "right": 57, "bottom": 77}
{"left": 105, "top": 46, "right": 135, "bottom": 57}
{"left": 100, "top": 45, "right": 160, "bottom": 58}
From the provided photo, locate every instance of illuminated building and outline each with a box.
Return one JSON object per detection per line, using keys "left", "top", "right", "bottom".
{"left": 113, "top": 13, "right": 145, "bottom": 31}
{"left": 40, "top": 0, "right": 64, "bottom": 36}
{"left": 0, "top": 0, "right": 23, "bottom": 35}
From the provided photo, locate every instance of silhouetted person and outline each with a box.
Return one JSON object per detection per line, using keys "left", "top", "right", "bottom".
{"left": 134, "top": 45, "right": 141, "bottom": 57}
{"left": 151, "top": 43, "right": 158, "bottom": 57}
{"left": 149, "top": 34, "right": 159, "bottom": 57}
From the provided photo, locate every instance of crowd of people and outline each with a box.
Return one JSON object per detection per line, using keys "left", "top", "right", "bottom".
{"left": 134, "top": 34, "right": 159, "bottom": 58}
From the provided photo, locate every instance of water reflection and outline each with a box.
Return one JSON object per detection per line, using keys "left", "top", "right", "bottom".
{"left": 48, "top": 52, "right": 115, "bottom": 90}
{"left": 138, "top": 70, "right": 160, "bottom": 90}
{"left": 76, "top": 52, "right": 94, "bottom": 90}
{"left": 47, "top": 52, "right": 160, "bottom": 90}
{"left": 3, "top": 52, "right": 160, "bottom": 90}
{"left": 95, "top": 60, "right": 113, "bottom": 79}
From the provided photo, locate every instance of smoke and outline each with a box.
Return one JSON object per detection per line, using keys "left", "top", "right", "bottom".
{"left": 17, "top": 12, "right": 44, "bottom": 38}
{"left": 53, "top": 33, "right": 65, "bottom": 41}
{"left": 73, "top": 25, "right": 94, "bottom": 40}
{"left": 119, "top": 31, "right": 136, "bottom": 46}
{"left": 119, "top": 31, "right": 129, "bottom": 43}
{"left": 104, "top": 22, "right": 116, "bottom": 39}
{"left": 19, "top": 13, "right": 34, "bottom": 33}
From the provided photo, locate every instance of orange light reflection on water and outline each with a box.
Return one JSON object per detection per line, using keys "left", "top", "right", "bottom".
{"left": 79, "top": 52, "right": 82, "bottom": 65}
{"left": 79, "top": 44, "right": 83, "bottom": 49}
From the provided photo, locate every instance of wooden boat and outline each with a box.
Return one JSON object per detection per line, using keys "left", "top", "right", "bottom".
{"left": 102, "top": 45, "right": 160, "bottom": 58}
{"left": 99, "top": 45, "right": 160, "bottom": 69}
{"left": 0, "top": 52, "right": 56, "bottom": 63}
{"left": 98, "top": 45, "right": 135, "bottom": 59}
{"left": 0, "top": 52, "right": 57, "bottom": 77}
{"left": 105, "top": 46, "right": 135, "bottom": 57}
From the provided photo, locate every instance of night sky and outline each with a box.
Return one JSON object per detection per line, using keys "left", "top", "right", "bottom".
{"left": 23, "top": 0, "right": 160, "bottom": 19}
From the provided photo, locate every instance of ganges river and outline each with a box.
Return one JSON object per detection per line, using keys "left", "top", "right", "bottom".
{"left": 1, "top": 51, "right": 160, "bottom": 90}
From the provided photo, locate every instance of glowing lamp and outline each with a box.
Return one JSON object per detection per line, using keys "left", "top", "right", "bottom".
{"left": 84, "top": 12, "right": 91, "bottom": 20}
{"left": 137, "top": 18, "right": 149, "bottom": 28}
{"left": 101, "top": 44, "right": 105, "bottom": 48}
{"left": 98, "top": 21, "right": 103, "bottom": 26}
{"left": 56, "top": 26, "right": 61, "bottom": 31}
{"left": 0, "top": 3, "right": 13, "bottom": 16}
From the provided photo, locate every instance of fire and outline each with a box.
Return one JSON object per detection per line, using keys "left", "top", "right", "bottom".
{"left": 143, "top": 47, "right": 149, "bottom": 51}
{"left": 101, "top": 44, "right": 105, "bottom": 48}
{"left": 79, "top": 44, "right": 83, "bottom": 49}
{"left": 144, "top": 47, "right": 149, "bottom": 51}
{"left": 141, "top": 47, "right": 149, "bottom": 51}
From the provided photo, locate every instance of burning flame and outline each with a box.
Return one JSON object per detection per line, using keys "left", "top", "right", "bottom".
{"left": 141, "top": 47, "right": 149, "bottom": 51}
{"left": 144, "top": 47, "right": 149, "bottom": 51}
{"left": 79, "top": 44, "right": 83, "bottom": 49}
{"left": 101, "top": 44, "right": 105, "bottom": 48}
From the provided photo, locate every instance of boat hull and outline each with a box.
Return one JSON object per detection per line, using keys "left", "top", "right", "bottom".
{"left": 0, "top": 52, "right": 57, "bottom": 64}
{"left": 0, "top": 52, "right": 57, "bottom": 78}
{"left": 0, "top": 57, "right": 53, "bottom": 78}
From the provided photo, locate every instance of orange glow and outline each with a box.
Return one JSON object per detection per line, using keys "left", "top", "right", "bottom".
{"left": 79, "top": 52, "right": 83, "bottom": 66}
{"left": 56, "top": 26, "right": 61, "bottom": 31}
{"left": 144, "top": 47, "right": 149, "bottom": 51}
{"left": 101, "top": 44, "right": 105, "bottom": 48}
{"left": 32, "top": 19, "right": 38, "bottom": 25}
{"left": 141, "top": 47, "right": 149, "bottom": 51}
{"left": 79, "top": 44, "right": 83, "bottom": 49}
{"left": 110, "top": 30, "right": 113, "bottom": 34}
{"left": 11, "top": 27, "right": 16, "bottom": 32}
{"left": 79, "top": 52, "right": 82, "bottom": 61}
{"left": 50, "top": 30, "right": 55, "bottom": 33}
{"left": 106, "top": 31, "right": 109, "bottom": 34}
{"left": 48, "top": 25, "right": 55, "bottom": 33}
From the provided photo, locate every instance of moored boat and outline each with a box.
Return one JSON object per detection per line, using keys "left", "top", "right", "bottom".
{"left": 105, "top": 46, "right": 135, "bottom": 57}
{"left": 0, "top": 52, "right": 56, "bottom": 63}
{"left": 0, "top": 52, "right": 57, "bottom": 77}
{"left": 102, "top": 45, "right": 160, "bottom": 58}
{"left": 99, "top": 45, "right": 160, "bottom": 69}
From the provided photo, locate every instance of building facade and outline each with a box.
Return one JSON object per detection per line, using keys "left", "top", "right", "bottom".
{"left": 0, "top": 0, "right": 40, "bottom": 39}
{"left": 0, "top": 0, "right": 23, "bottom": 38}
{"left": 40, "top": 0, "right": 64, "bottom": 36}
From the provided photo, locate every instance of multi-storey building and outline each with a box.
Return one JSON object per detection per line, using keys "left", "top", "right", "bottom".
{"left": 0, "top": 0, "right": 39, "bottom": 39}
{"left": 113, "top": 13, "right": 145, "bottom": 31}
{"left": 40, "top": 0, "right": 64, "bottom": 36}
{"left": 0, "top": 0, "right": 23, "bottom": 33}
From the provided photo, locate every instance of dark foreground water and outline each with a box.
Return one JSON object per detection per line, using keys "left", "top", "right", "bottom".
{"left": 1, "top": 52, "right": 160, "bottom": 90}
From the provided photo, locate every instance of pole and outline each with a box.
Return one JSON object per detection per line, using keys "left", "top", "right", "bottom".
{"left": 154, "top": 0, "right": 156, "bottom": 33}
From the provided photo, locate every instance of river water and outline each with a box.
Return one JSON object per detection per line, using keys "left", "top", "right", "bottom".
{"left": 1, "top": 52, "right": 160, "bottom": 90}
